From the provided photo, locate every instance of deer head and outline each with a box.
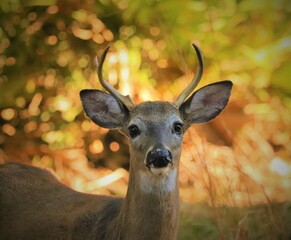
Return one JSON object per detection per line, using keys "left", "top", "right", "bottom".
{"left": 80, "top": 44, "right": 232, "bottom": 179}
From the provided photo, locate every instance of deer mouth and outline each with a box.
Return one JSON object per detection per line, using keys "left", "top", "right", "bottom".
{"left": 148, "top": 165, "right": 173, "bottom": 175}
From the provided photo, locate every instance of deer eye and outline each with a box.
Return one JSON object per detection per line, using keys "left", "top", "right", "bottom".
{"left": 128, "top": 124, "right": 141, "bottom": 138}
{"left": 173, "top": 122, "right": 183, "bottom": 135}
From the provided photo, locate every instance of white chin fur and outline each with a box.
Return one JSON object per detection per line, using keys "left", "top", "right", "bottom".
{"left": 139, "top": 168, "right": 177, "bottom": 193}
{"left": 149, "top": 167, "right": 170, "bottom": 175}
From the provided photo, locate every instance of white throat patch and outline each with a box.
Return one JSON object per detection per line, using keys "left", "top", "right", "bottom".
{"left": 139, "top": 168, "right": 177, "bottom": 194}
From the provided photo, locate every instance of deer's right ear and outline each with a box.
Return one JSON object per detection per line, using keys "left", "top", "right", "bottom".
{"left": 179, "top": 81, "right": 232, "bottom": 126}
{"left": 80, "top": 90, "right": 128, "bottom": 129}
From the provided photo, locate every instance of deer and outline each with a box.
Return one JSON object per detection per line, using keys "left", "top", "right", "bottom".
{"left": 0, "top": 43, "right": 232, "bottom": 240}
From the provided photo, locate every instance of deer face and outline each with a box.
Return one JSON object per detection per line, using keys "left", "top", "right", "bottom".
{"left": 127, "top": 102, "right": 183, "bottom": 175}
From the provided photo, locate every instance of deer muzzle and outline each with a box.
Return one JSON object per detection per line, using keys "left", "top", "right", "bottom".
{"left": 146, "top": 144, "right": 173, "bottom": 169}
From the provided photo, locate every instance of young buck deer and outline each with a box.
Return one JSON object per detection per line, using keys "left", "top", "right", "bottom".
{"left": 0, "top": 44, "right": 232, "bottom": 240}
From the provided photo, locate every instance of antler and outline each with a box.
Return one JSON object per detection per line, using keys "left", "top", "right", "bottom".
{"left": 174, "top": 43, "right": 204, "bottom": 107}
{"left": 96, "top": 46, "right": 135, "bottom": 110}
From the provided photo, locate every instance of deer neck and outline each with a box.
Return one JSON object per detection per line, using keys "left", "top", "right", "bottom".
{"left": 115, "top": 156, "right": 180, "bottom": 240}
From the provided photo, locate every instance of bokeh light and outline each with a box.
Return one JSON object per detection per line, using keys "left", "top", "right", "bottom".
{"left": 0, "top": 0, "right": 290, "bottom": 238}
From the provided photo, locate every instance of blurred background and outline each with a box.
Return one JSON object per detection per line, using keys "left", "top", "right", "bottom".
{"left": 0, "top": 0, "right": 290, "bottom": 239}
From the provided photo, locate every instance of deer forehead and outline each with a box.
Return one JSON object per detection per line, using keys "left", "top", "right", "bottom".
{"left": 129, "top": 101, "right": 182, "bottom": 124}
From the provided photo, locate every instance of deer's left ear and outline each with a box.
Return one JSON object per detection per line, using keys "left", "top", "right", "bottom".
{"left": 179, "top": 81, "right": 232, "bottom": 125}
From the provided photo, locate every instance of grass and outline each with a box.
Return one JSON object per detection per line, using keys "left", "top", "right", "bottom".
{"left": 178, "top": 202, "right": 291, "bottom": 240}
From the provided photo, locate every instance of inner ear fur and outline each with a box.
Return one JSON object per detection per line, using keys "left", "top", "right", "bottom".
{"left": 80, "top": 89, "right": 129, "bottom": 129}
{"left": 179, "top": 81, "right": 232, "bottom": 126}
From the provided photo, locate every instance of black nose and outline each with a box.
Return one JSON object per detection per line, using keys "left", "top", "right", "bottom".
{"left": 146, "top": 145, "right": 172, "bottom": 168}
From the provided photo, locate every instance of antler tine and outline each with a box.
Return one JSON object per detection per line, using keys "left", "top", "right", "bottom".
{"left": 175, "top": 43, "right": 204, "bottom": 107}
{"left": 96, "top": 46, "right": 135, "bottom": 110}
